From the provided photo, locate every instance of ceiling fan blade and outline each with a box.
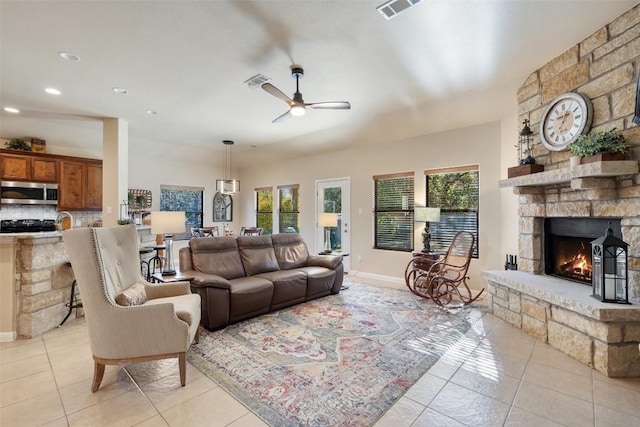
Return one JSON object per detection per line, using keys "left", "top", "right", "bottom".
{"left": 272, "top": 110, "right": 292, "bottom": 123}
{"left": 262, "top": 83, "right": 293, "bottom": 104}
{"left": 306, "top": 101, "right": 351, "bottom": 110}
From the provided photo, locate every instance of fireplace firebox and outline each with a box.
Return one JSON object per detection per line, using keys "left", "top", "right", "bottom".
{"left": 544, "top": 218, "right": 621, "bottom": 285}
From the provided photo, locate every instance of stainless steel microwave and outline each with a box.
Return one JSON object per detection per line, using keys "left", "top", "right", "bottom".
{"left": 0, "top": 181, "right": 58, "bottom": 205}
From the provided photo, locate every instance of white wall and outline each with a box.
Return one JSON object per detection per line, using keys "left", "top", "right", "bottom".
{"left": 236, "top": 121, "right": 506, "bottom": 287}
{"left": 500, "top": 109, "right": 520, "bottom": 262}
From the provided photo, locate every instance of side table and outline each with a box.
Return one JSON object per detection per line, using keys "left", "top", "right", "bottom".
{"left": 151, "top": 272, "right": 194, "bottom": 284}
{"left": 411, "top": 251, "right": 442, "bottom": 272}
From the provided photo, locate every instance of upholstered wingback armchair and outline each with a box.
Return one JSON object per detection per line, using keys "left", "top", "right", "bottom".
{"left": 63, "top": 225, "right": 201, "bottom": 392}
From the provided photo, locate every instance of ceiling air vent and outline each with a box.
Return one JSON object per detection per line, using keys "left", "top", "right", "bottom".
{"left": 377, "top": 0, "right": 422, "bottom": 20}
{"left": 244, "top": 74, "right": 271, "bottom": 89}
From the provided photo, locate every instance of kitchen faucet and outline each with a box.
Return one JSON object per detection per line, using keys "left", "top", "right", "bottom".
{"left": 55, "top": 211, "right": 74, "bottom": 230}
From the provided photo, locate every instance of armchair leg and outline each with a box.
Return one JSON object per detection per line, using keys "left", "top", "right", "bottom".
{"left": 194, "top": 326, "right": 200, "bottom": 344}
{"left": 92, "top": 360, "right": 106, "bottom": 393}
{"left": 179, "top": 352, "right": 186, "bottom": 386}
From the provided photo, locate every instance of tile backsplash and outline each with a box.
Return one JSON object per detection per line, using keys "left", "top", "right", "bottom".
{"left": 0, "top": 205, "right": 102, "bottom": 227}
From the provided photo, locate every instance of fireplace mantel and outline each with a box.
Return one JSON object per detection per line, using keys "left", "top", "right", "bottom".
{"left": 499, "top": 160, "right": 639, "bottom": 188}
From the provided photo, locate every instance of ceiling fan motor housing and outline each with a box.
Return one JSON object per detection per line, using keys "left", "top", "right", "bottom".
{"left": 291, "top": 67, "right": 304, "bottom": 79}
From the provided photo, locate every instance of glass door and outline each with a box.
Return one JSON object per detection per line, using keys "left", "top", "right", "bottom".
{"left": 316, "top": 178, "right": 350, "bottom": 272}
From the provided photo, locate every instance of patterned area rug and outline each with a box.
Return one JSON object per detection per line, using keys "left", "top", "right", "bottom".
{"left": 188, "top": 280, "right": 486, "bottom": 426}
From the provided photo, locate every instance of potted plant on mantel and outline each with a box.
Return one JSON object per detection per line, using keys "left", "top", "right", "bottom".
{"left": 568, "top": 128, "right": 628, "bottom": 164}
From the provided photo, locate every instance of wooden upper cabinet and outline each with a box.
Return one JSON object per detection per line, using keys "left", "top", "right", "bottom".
{"left": 0, "top": 151, "right": 58, "bottom": 182}
{"left": 1, "top": 153, "right": 31, "bottom": 181}
{"left": 31, "top": 158, "right": 58, "bottom": 182}
{"left": 84, "top": 162, "right": 102, "bottom": 210}
{"left": 58, "top": 160, "right": 85, "bottom": 210}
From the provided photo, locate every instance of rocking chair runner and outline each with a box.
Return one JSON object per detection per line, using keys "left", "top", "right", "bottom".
{"left": 405, "top": 231, "right": 484, "bottom": 306}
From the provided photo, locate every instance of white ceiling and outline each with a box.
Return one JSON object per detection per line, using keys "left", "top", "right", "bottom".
{"left": 0, "top": 0, "right": 636, "bottom": 168}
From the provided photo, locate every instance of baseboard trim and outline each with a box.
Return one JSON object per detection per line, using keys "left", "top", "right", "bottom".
{"left": 349, "top": 271, "right": 404, "bottom": 284}
{"left": 0, "top": 331, "right": 17, "bottom": 342}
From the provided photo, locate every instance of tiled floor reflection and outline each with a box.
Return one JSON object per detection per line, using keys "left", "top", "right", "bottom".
{"left": 2, "top": 277, "right": 639, "bottom": 426}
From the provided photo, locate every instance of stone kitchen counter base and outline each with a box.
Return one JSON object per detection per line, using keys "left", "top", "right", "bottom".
{"left": 483, "top": 270, "right": 640, "bottom": 378}
{"left": 0, "top": 227, "right": 155, "bottom": 340}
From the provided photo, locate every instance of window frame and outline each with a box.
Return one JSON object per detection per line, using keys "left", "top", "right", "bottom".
{"left": 373, "top": 171, "right": 415, "bottom": 252}
{"left": 424, "top": 165, "right": 479, "bottom": 258}
{"left": 159, "top": 184, "right": 204, "bottom": 240}
{"left": 277, "top": 184, "right": 300, "bottom": 233}
{"left": 255, "top": 186, "right": 273, "bottom": 235}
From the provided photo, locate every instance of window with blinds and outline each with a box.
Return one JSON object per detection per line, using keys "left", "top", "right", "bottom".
{"left": 425, "top": 165, "right": 479, "bottom": 258}
{"left": 159, "top": 185, "right": 204, "bottom": 240}
{"left": 255, "top": 187, "right": 273, "bottom": 235}
{"left": 278, "top": 184, "right": 300, "bottom": 233}
{"left": 373, "top": 172, "right": 414, "bottom": 251}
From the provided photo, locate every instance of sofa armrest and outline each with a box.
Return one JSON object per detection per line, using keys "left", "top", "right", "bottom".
{"left": 184, "top": 270, "right": 232, "bottom": 290}
{"left": 145, "top": 282, "right": 191, "bottom": 300}
{"left": 307, "top": 255, "right": 343, "bottom": 269}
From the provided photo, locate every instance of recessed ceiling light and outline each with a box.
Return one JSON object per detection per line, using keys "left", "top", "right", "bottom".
{"left": 146, "top": 110, "right": 158, "bottom": 115}
{"left": 4, "top": 107, "right": 20, "bottom": 113}
{"left": 112, "top": 87, "right": 128, "bottom": 94}
{"left": 58, "top": 51, "right": 81, "bottom": 62}
{"left": 45, "top": 88, "right": 61, "bottom": 95}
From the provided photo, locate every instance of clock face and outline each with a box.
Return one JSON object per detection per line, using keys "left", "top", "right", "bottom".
{"left": 539, "top": 92, "right": 593, "bottom": 151}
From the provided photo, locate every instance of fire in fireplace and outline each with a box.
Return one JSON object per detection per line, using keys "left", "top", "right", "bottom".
{"left": 544, "top": 218, "right": 621, "bottom": 285}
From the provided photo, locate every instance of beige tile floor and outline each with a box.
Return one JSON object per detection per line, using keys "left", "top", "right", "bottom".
{"left": 2, "top": 278, "right": 640, "bottom": 426}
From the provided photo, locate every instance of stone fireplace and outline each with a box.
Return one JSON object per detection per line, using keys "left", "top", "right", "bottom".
{"left": 484, "top": 5, "right": 640, "bottom": 377}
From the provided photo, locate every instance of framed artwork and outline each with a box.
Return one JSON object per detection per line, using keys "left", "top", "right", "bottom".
{"left": 213, "top": 192, "right": 232, "bottom": 222}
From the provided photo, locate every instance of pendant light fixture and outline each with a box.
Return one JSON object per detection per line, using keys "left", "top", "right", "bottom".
{"left": 216, "top": 140, "right": 240, "bottom": 194}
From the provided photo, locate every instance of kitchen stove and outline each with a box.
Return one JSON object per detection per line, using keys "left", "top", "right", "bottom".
{"left": 0, "top": 219, "right": 57, "bottom": 233}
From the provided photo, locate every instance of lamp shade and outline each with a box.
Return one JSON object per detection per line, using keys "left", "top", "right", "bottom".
{"left": 415, "top": 207, "right": 440, "bottom": 223}
{"left": 216, "top": 179, "right": 240, "bottom": 194}
{"left": 318, "top": 213, "right": 338, "bottom": 227}
{"left": 150, "top": 211, "right": 186, "bottom": 235}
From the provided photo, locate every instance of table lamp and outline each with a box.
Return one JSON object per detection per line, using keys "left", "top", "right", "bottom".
{"left": 318, "top": 213, "right": 338, "bottom": 254}
{"left": 150, "top": 211, "right": 186, "bottom": 275}
{"left": 415, "top": 207, "right": 440, "bottom": 253}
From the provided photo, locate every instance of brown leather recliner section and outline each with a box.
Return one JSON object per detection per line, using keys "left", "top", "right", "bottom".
{"left": 180, "top": 233, "right": 343, "bottom": 331}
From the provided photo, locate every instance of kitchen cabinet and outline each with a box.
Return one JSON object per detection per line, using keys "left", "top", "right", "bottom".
{"left": 0, "top": 152, "right": 58, "bottom": 182}
{"left": 0, "top": 149, "right": 102, "bottom": 210}
{"left": 58, "top": 159, "right": 102, "bottom": 211}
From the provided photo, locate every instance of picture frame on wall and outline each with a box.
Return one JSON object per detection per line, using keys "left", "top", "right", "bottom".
{"left": 213, "top": 192, "right": 232, "bottom": 222}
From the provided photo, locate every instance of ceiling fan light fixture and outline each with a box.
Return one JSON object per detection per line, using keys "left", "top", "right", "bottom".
{"left": 290, "top": 104, "right": 305, "bottom": 116}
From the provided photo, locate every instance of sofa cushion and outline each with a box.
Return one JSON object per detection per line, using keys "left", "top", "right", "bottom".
{"left": 190, "top": 236, "right": 246, "bottom": 279}
{"left": 271, "top": 233, "right": 309, "bottom": 270}
{"left": 237, "top": 236, "right": 280, "bottom": 275}
{"left": 255, "top": 269, "right": 307, "bottom": 309}
{"left": 114, "top": 282, "right": 147, "bottom": 306}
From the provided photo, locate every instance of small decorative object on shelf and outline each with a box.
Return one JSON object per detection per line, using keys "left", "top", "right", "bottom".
{"left": 568, "top": 128, "right": 627, "bottom": 164}
{"left": 4, "top": 138, "right": 31, "bottom": 151}
{"left": 591, "top": 222, "right": 629, "bottom": 304}
{"left": 30, "top": 138, "right": 46, "bottom": 153}
{"left": 504, "top": 254, "right": 518, "bottom": 270}
{"left": 508, "top": 119, "right": 544, "bottom": 178}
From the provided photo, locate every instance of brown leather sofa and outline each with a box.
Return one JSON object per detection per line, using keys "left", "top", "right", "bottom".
{"left": 179, "top": 233, "right": 344, "bottom": 331}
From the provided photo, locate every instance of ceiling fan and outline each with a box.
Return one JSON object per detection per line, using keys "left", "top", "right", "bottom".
{"left": 260, "top": 66, "right": 351, "bottom": 123}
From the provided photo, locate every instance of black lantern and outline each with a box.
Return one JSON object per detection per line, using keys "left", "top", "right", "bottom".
{"left": 591, "top": 222, "right": 629, "bottom": 304}
{"left": 519, "top": 119, "right": 535, "bottom": 165}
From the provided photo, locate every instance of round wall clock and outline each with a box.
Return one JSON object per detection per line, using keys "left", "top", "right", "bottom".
{"left": 539, "top": 92, "right": 593, "bottom": 151}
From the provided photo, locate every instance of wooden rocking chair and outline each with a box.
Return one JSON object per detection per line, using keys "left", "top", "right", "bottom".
{"left": 405, "top": 231, "right": 484, "bottom": 306}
